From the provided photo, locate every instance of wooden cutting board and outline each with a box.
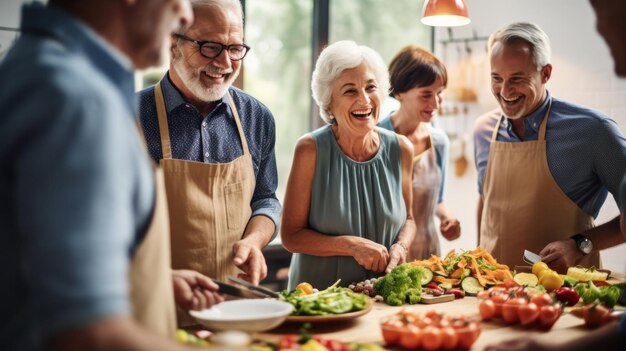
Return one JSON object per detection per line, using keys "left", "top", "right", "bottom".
{"left": 420, "top": 293, "right": 455, "bottom": 304}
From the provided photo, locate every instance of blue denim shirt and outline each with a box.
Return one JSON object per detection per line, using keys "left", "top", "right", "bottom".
{"left": 474, "top": 91, "right": 626, "bottom": 217}
{"left": 0, "top": 3, "right": 154, "bottom": 350}
{"left": 137, "top": 73, "right": 281, "bottom": 230}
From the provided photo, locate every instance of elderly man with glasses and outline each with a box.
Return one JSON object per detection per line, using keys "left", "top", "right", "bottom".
{"left": 138, "top": 0, "right": 280, "bottom": 325}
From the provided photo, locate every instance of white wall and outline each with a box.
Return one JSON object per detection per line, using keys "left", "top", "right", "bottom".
{"left": 433, "top": 0, "right": 626, "bottom": 272}
{"left": 0, "top": 0, "right": 29, "bottom": 59}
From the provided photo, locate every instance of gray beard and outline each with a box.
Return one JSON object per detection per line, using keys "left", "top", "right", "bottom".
{"left": 172, "top": 54, "right": 239, "bottom": 102}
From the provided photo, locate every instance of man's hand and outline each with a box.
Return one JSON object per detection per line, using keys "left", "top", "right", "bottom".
{"left": 539, "top": 239, "right": 582, "bottom": 273}
{"left": 172, "top": 270, "right": 223, "bottom": 311}
{"left": 440, "top": 218, "right": 461, "bottom": 241}
{"left": 232, "top": 241, "right": 267, "bottom": 285}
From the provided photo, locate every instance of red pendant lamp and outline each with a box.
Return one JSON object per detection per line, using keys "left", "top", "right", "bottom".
{"left": 421, "top": 0, "right": 471, "bottom": 27}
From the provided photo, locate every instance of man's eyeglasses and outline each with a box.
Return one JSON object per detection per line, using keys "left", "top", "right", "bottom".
{"left": 174, "top": 34, "right": 250, "bottom": 61}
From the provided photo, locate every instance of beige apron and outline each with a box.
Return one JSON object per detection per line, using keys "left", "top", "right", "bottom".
{"left": 128, "top": 165, "right": 177, "bottom": 338}
{"left": 480, "top": 101, "right": 599, "bottom": 269}
{"left": 408, "top": 129, "right": 441, "bottom": 261}
{"left": 154, "top": 82, "right": 255, "bottom": 323}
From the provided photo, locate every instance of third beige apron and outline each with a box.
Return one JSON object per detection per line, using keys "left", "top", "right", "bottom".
{"left": 479, "top": 101, "right": 599, "bottom": 269}
{"left": 408, "top": 128, "right": 442, "bottom": 261}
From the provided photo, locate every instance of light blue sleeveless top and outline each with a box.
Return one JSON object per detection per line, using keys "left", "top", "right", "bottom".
{"left": 287, "top": 125, "right": 407, "bottom": 290}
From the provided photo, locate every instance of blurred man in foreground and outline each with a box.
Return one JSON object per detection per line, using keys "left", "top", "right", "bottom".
{"left": 0, "top": 1, "right": 222, "bottom": 350}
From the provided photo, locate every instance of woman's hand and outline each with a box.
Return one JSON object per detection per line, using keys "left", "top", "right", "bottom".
{"left": 352, "top": 239, "right": 390, "bottom": 272}
{"left": 385, "top": 242, "right": 408, "bottom": 273}
{"left": 172, "top": 270, "right": 224, "bottom": 311}
{"left": 440, "top": 218, "right": 461, "bottom": 241}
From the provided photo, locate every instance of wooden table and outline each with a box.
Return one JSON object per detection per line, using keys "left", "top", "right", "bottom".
{"left": 256, "top": 274, "right": 625, "bottom": 350}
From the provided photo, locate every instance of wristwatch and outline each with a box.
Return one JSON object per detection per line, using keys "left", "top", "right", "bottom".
{"left": 570, "top": 233, "right": 593, "bottom": 255}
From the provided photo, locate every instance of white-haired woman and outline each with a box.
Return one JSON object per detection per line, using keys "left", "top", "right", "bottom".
{"left": 281, "top": 40, "right": 416, "bottom": 290}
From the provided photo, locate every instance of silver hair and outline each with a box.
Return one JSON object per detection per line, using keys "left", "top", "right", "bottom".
{"left": 188, "top": 0, "right": 244, "bottom": 27}
{"left": 311, "top": 40, "right": 390, "bottom": 125}
{"left": 488, "top": 22, "right": 551, "bottom": 71}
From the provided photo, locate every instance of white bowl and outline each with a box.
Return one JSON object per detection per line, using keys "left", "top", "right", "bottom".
{"left": 189, "top": 299, "right": 293, "bottom": 332}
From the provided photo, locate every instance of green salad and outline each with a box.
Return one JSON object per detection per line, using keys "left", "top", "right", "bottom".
{"left": 279, "top": 280, "right": 370, "bottom": 316}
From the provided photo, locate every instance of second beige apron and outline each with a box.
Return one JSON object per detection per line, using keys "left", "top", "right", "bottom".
{"left": 479, "top": 101, "right": 599, "bottom": 269}
{"left": 408, "top": 127, "right": 442, "bottom": 261}
{"left": 155, "top": 82, "right": 255, "bottom": 324}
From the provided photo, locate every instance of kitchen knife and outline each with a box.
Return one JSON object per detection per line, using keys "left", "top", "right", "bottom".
{"left": 227, "top": 275, "right": 280, "bottom": 298}
{"left": 523, "top": 250, "right": 542, "bottom": 265}
{"left": 213, "top": 279, "right": 268, "bottom": 299}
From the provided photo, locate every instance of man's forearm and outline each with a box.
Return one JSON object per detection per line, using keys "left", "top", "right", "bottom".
{"left": 585, "top": 216, "right": 625, "bottom": 252}
{"left": 241, "top": 215, "right": 275, "bottom": 248}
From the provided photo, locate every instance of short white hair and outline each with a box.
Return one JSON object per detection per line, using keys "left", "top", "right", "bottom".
{"left": 488, "top": 22, "right": 551, "bottom": 71}
{"left": 311, "top": 40, "right": 390, "bottom": 125}
{"left": 189, "top": 0, "right": 244, "bottom": 26}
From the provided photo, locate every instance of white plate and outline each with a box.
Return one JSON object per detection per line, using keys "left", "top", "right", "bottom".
{"left": 189, "top": 299, "right": 293, "bottom": 332}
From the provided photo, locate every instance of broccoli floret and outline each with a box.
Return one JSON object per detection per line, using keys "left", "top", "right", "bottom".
{"left": 581, "top": 281, "right": 602, "bottom": 304}
{"left": 598, "top": 285, "right": 622, "bottom": 308}
{"left": 374, "top": 264, "right": 423, "bottom": 306}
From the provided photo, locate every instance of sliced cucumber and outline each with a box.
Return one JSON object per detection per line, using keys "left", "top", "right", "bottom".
{"left": 421, "top": 267, "right": 434, "bottom": 285}
{"left": 460, "top": 268, "right": 471, "bottom": 279}
{"left": 461, "top": 276, "right": 484, "bottom": 296}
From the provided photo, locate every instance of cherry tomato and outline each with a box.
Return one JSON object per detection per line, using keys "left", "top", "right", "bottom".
{"left": 554, "top": 287, "right": 580, "bottom": 306}
{"left": 476, "top": 290, "right": 490, "bottom": 300}
{"left": 456, "top": 321, "right": 479, "bottom": 349}
{"left": 277, "top": 335, "right": 298, "bottom": 349}
{"left": 502, "top": 298, "right": 526, "bottom": 324}
{"left": 538, "top": 305, "right": 560, "bottom": 330}
{"left": 518, "top": 302, "right": 540, "bottom": 327}
{"left": 583, "top": 303, "right": 610, "bottom": 328}
{"left": 399, "top": 325, "right": 422, "bottom": 350}
{"left": 479, "top": 299, "right": 496, "bottom": 321}
{"left": 439, "top": 326, "right": 459, "bottom": 350}
{"left": 381, "top": 320, "right": 403, "bottom": 345}
{"left": 295, "top": 282, "right": 314, "bottom": 295}
{"left": 490, "top": 293, "right": 507, "bottom": 317}
{"left": 530, "top": 293, "right": 552, "bottom": 307}
{"left": 421, "top": 326, "right": 443, "bottom": 351}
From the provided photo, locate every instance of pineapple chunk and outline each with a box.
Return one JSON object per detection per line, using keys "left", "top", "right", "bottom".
{"left": 566, "top": 267, "right": 608, "bottom": 282}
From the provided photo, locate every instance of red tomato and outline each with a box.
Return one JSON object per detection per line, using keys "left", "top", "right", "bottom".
{"left": 583, "top": 303, "right": 610, "bottom": 328}
{"left": 277, "top": 335, "right": 297, "bottom": 349}
{"left": 530, "top": 293, "right": 552, "bottom": 307}
{"left": 416, "top": 316, "right": 433, "bottom": 329}
{"left": 439, "top": 326, "right": 459, "bottom": 350}
{"left": 554, "top": 287, "right": 580, "bottom": 307}
{"left": 502, "top": 298, "right": 526, "bottom": 324}
{"left": 421, "top": 326, "right": 443, "bottom": 351}
{"left": 518, "top": 302, "right": 540, "bottom": 327}
{"left": 476, "top": 290, "right": 490, "bottom": 300}
{"left": 538, "top": 305, "right": 560, "bottom": 330}
{"left": 479, "top": 299, "right": 496, "bottom": 321}
{"left": 380, "top": 320, "right": 402, "bottom": 345}
{"left": 456, "top": 322, "right": 479, "bottom": 349}
{"left": 399, "top": 325, "right": 422, "bottom": 350}
{"left": 490, "top": 293, "right": 507, "bottom": 317}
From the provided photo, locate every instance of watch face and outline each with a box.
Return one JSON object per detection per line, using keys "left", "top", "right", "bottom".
{"left": 579, "top": 239, "right": 593, "bottom": 254}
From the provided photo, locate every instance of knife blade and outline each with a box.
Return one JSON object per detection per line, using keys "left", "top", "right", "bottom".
{"left": 523, "top": 250, "right": 542, "bottom": 265}
{"left": 213, "top": 279, "right": 268, "bottom": 299}
{"left": 227, "top": 275, "right": 280, "bottom": 298}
